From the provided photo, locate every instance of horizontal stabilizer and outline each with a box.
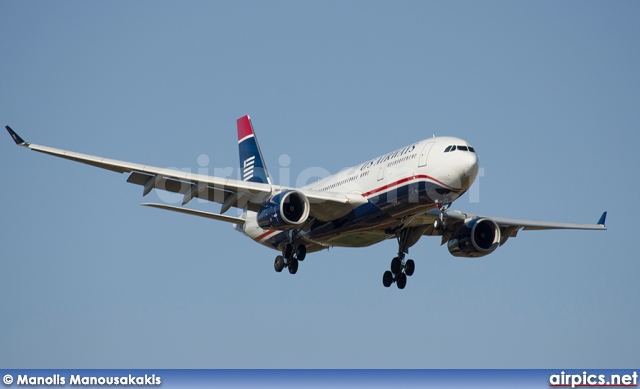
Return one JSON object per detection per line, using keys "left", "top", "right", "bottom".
{"left": 141, "top": 203, "right": 245, "bottom": 225}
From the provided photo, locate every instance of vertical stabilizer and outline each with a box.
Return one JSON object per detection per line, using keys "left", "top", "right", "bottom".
{"left": 237, "top": 115, "right": 271, "bottom": 184}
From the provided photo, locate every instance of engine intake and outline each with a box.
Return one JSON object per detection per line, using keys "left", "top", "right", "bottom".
{"left": 257, "top": 190, "right": 310, "bottom": 230}
{"left": 448, "top": 217, "right": 501, "bottom": 258}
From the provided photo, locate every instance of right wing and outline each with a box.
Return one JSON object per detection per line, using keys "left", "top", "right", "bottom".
{"left": 5, "top": 126, "right": 365, "bottom": 220}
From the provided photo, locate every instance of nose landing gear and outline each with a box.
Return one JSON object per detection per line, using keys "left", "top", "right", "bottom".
{"left": 433, "top": 202, "right": 449, "bottom": 231}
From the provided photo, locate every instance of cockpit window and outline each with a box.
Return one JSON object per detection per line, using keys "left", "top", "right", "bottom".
{"left": 444, "top": 144, "right": 475, "bottom": 153}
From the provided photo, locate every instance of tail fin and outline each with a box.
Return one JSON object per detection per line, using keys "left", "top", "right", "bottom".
{"left": 237, "top": 115, "right": 271, "bottom": 184}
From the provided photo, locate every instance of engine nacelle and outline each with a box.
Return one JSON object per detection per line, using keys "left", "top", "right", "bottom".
{"left": 256, "top": 190, "right": 310, "bottom": 230}
{"left": 447, "top": 217, "right": 501, "bottom": 258}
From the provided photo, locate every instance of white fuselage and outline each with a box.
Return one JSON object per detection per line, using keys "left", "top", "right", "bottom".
{"left": 241, "top": 136, "right": 479, "bottom": 251}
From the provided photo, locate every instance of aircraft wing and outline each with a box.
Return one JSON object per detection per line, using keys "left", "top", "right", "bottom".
{"left": 415, "top": 208, "right": 607, "bottom": 245}
{"left": 5, "top": 126, "right": 365, "bottom": 220}
{"left": 140, "top": 203, "right": 246, "bottom": 224}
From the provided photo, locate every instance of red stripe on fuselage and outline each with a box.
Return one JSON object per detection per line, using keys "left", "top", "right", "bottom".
{"left": 256, "top": 229, "right": 278, "bottom": 241}
{"left": 361, "top": 174, "right": 459, "bottom": 198}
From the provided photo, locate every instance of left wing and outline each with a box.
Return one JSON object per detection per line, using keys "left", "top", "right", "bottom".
{"left": 411, "top": 208, "right": 606, "bottom": 245}
{"left": 5, "top": 126, "right": 365, "bottom": 220}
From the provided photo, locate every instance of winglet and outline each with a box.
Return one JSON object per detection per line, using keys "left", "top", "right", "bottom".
{"left": 5, "top": 126, "right": 28, "bottom": 146}
{"left": 597, "top": 211, "right": 607, "bottom": 226}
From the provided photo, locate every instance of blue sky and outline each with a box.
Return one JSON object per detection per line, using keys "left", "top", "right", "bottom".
{"left": 1, "top": 1, "right": 638, "bottom": 368}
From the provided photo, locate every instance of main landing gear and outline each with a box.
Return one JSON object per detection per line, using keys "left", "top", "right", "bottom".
{"left": 382, "top": 254, "right": 415, "bottom": 289}
{"left": 274, "top": 243, "right": 306, "bottom": 275}
{"left": 382, "top": 227, "right": 424, "bottom": 289}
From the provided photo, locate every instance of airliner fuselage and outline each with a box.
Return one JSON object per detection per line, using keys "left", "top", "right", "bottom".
{"left": 242, "top": 136, "right": 479, "bottom": 253}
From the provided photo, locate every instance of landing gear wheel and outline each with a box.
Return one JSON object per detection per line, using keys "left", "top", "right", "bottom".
{"left": 382, "top": 271, "right": 393, "bottom": 287}
{"left": 397, "top": 273, "right": 407, "bottom": 289}
{"left": 283, "top": 244, "right": 293, "bottom": 260}
{"left": 382, "top": 227, "right": 426, "bottom": 289}
{"left": 288, "top": 259, "right": 299, "bottom": 275}
{"left": 390, "top": 257, "right": 402, "bottom": 275}
{"left": 296, "top": 244, "right": 307, "bottom": 261}
{"left": 405, "top": 259, "right": 415, "bottom": 276}
{"left": 274, "top": 255, "right": 285, "bottom": 273}
{"left": 433, "top": 218, "right": 442, "bottom": 230}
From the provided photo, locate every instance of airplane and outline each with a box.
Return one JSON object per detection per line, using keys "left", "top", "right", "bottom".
{"left": 5, "top": 116, "right": 606, "bottom": 289}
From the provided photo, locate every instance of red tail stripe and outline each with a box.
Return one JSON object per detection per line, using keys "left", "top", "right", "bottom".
{"left": 237, "top": 115, "right": 254, "bottom": 142}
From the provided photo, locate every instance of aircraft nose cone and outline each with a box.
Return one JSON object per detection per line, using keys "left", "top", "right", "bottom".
{"left": 459, "top": 152, "right": 479, "bottom": 189}
{"left": 467, "top": 152, "right": 479, "bottom": 176}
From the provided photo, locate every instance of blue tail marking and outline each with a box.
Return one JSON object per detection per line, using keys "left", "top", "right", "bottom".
{"left": 237, "top": 115, "right": 271, "bottom": 184}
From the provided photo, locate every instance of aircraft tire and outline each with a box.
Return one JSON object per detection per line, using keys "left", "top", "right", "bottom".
{"left": 288, "top": 259, "right": 299, "bottom": 275}
{"left": 296, "top": 244, "right": 307, "bottom": 261}
{"left": 274, "top": 255, "right": 285, "bottom": 273}
{"left": 405, "top": 259, "right": 415, "bottom": 276}
{"left": 397, "top": 273, "right": 407, "bottom": 289}
{"left": 390, "top": 257, "right": 402, "bottom": 275}
{"left": 382, "top": 271, "right": 393, "bottom": 287}
{"left": 283, "top": 244, "right": 293, "bottom": 260}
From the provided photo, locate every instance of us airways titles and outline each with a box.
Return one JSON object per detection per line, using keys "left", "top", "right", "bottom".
{"left": 359, "top": 144, "right": 417, "bottom": 170}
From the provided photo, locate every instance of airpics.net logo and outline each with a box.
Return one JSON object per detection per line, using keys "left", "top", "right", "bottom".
{"left": 549, "top": 371, "right": 638, "bottom": 388}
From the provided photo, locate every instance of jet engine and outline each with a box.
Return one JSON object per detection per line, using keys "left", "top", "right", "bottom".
{"left": 257, "top": 190, "right": 310, "bottom": 230}
{"left": 447, "top": 217, "right": 501, "bottom": 258}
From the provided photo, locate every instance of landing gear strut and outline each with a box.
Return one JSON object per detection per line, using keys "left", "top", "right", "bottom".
{"left": 274, "top": 243, "right": 306, "bottom": 275}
